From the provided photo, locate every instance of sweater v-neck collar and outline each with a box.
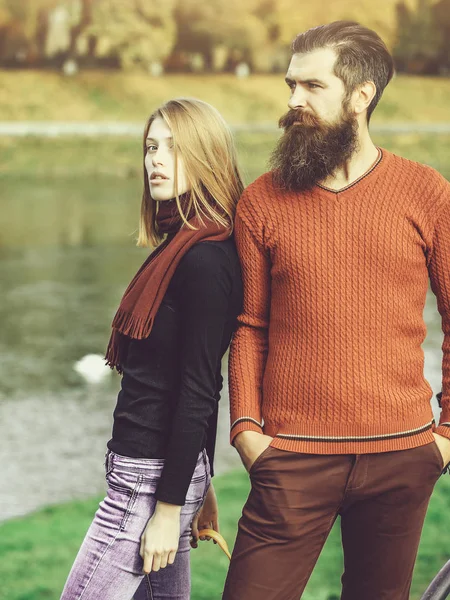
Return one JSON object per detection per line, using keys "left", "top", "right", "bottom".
{"left": 315, "top": 147, "right": 385, "bottom": 197}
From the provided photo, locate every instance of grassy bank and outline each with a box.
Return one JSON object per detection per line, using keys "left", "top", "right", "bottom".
{"left": 0, "top": 468, "right": 449, "bottom": 600}
{"left": 1, "top": 71, "right": 450, "bottom": 125}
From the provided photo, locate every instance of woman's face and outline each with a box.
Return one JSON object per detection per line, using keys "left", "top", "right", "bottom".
{"left": 145, "top": 117, "right": 190, "bottom": 202}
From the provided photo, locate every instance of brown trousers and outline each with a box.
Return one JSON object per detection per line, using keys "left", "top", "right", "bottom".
{"left": 222, "top": 442, "right": 444, "bottom": 600}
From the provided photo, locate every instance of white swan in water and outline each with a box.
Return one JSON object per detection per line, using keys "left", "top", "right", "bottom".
{"left": 74, "top": 354, "right": 111, "bottom": 384}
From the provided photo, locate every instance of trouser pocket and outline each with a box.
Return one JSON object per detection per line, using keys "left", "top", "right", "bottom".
{"left": 249, "top": 445, "right": 275, "bottom": 476}
{"left": 429, "top": 440, "right": 448, "bottom": 475}
{"left": 105, "top": 468, "right": 143, "bottom": 531}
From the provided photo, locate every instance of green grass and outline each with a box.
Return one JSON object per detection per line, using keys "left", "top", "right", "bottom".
{"left": 1, "top": 71, "right": 450, "bottom": 125}
{"left": 0, "top": 468, "right": 449, "bottom": 600}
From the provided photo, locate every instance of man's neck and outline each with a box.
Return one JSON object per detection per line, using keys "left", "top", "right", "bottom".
{"left": 318, "top": 131, "right": 379, "bottom": 192}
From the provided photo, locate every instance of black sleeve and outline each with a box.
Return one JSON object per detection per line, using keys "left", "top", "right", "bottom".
{"left": 205, "top": 401, "right": 219, "bottom": 478}
{"left": 155, "top": 243, "right": 232, "bottom": 505}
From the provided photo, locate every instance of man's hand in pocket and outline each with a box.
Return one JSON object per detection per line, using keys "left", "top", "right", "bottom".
{"left": 234, "top": 431, "right": 274, "bottom": 472}
{"left": 433, "top": 432, "right": 450, "bottom": 468}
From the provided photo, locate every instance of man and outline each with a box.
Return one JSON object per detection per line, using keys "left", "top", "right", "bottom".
{"left": 223, "top": 21, "right": 450, "bottom": 600}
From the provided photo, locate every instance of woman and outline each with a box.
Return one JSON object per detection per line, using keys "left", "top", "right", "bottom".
{"left": 61, "top": 98, "right": 244, "bottom": 600}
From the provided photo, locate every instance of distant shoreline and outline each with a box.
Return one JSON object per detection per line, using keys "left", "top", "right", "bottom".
{"left": 1, "top": 121, "right": 450, "bottom": 137}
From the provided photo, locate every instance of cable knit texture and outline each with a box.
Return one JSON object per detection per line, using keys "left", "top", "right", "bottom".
{"left": 229, "top": 149, "right": 450, "bottom": 454}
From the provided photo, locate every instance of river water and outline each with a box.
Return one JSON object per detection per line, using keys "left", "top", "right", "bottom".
{"left": 0, "top": 169, "right": 445, "bottom": 522}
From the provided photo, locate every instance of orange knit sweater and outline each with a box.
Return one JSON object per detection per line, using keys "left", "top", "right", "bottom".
{"left": 229, "top": 149, "right": 450, "bottom": 454}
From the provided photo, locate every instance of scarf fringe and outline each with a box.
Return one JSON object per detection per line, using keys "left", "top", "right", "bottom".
{"left": 112, "top": 308, "right": 154, "bottom": 340}
{"left": 105, "top": 310, "right": 155, "bottom": 373}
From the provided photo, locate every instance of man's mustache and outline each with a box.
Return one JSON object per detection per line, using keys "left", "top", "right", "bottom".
{"left": 278, "top": 109, "right": 321, "bottom": 130}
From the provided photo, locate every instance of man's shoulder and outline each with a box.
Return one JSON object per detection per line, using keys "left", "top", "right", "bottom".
{"left": 242, "top": 171, "right": 275, "bottom": 199}
{"left": 238, "top": 172, "right": 278, "bottom": 219}
{"left": 385, "top": 149, "right": 448, "bottom": 189}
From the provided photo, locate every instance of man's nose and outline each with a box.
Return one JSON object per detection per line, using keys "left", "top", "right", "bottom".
{"left": 288, "top": 87, "right": 307, "bottom": 110}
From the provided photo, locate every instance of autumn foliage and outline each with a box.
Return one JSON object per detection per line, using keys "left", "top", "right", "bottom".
{"left": 0, "top": 0, "right": 448, "bottom": 73}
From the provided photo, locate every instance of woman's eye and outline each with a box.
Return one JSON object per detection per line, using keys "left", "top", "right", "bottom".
{"left": 146, "top": 145, "right": 157, "bottom": 152}
{"left": 308, "top": 83, "right": 320, "bottom": 89}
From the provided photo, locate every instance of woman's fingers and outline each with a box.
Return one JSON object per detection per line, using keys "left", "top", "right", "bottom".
{"left": 143, "top": 547, "right": 178, "bottom": 572}
{"left": 159, "top": 553, "right": 168, "bottom": 570}
{"left": 152, "top": 553, "right": 162, "bottom": 572}
{"left": 143, "top": 550, "right": 154, "bottom": 574}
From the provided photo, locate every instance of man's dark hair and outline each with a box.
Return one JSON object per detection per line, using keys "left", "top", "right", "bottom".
{"left": 292, "top": 21, "right": 395, "bottom": 122}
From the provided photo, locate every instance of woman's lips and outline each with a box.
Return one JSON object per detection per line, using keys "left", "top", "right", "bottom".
{"left": 150, "top": 178, "right": 168, "bottom": 185}
{"left": 150, "top": 173, "right": 170, "bottom": 184}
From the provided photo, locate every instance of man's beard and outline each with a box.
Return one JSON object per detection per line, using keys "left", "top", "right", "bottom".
{"left": 269, "top": 105, "right": 359, "bottom": 192}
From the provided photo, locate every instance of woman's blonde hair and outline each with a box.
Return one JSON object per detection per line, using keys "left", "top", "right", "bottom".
{"left": 137, "top": 98, "right": 244, "bottom": 248}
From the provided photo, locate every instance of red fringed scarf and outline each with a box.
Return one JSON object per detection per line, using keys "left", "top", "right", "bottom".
{"left": 105, "top": 199, "right": 230, "bottom": 372}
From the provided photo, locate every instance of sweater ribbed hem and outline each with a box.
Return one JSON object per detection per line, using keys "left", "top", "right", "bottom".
{"left": 263, "top": 414, "right": 436, "bottom": 454}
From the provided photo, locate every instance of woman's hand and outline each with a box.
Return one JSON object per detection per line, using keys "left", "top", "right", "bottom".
{"left": 190, "top": 482, "right": 219, "bottom": 549}
{"left": 140, "top": 501, "right": 181, "bottom": 573}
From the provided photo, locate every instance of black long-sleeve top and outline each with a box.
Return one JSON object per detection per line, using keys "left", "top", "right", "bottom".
{"left": 107, "top": 238, "right": 243, "bottom": 505}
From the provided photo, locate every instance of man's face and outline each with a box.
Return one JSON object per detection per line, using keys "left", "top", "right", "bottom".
{"left": 285, "top": 48, "right": 348, "bottom": 124}
{"left": 269, "top": 47, "right": 359, "bottom": 192}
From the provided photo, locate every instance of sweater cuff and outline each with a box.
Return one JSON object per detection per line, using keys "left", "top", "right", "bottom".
{"left": 230, "top": 417, "right": 263, "bottom": 446}
{"left": 434, "top": 423, "right": 450, "bottom": 441}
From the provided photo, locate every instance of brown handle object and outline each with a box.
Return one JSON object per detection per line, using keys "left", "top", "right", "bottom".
{"left": 421, "top": 559, "right": 450, "bottom": 599}
{"left": 197, "top": 528, "right": 232, "bottom": 560}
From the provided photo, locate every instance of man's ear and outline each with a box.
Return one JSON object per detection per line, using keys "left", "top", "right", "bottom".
{"left": 353, "top": 81, "right": 377, "bottom": 115}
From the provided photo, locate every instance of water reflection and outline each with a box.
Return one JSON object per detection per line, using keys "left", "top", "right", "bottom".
{"left": 0, "top": 177, "right": 141, "bottom": 250}
{"left": 1, "top": 245, "right": 140, "bottom": 396}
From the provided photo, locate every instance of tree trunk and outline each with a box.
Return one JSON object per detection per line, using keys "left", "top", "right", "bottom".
{"left": 35, "top": 9, "right": 48, "bottom": 66}
{"left": 68, "top": 0, "right": 93, "bottom": 57}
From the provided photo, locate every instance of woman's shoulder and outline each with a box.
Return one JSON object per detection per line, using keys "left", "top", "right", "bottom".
{"left": 170, "top": 238, "right": 240, "bottom": 299}
{"left": 179, "top": 238, "right": 238, "bottom": 272}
